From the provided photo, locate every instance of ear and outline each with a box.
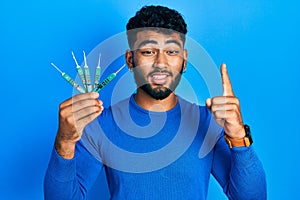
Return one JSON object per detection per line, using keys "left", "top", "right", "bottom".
{"left": 125, "top": 50, "right": 134, "bottom": 70}
{"left": 183, "top": 49, "right": 188, "bottom": 71}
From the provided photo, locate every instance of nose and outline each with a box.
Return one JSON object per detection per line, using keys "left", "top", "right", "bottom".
{"left": 154, "top": 50, "right": 167, "bottom": 69}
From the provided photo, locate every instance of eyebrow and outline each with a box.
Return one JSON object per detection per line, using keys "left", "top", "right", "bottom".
{"left": 136, "top": 39, "right": 183, "bottom": 49}
{"left": 165, "top": 40, "right": 182, "bottom": 48}
{"left": 137, "top": 40, "right": 158, "bottom": 49}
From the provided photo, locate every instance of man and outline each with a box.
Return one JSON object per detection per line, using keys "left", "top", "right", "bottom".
{"left": 44, "top": 5, "right": 266, "bottom": 199}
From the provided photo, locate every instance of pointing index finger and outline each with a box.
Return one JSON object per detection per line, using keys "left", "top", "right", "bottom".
{"left": 221, "top": 63, "right": 234, "bottom": 96}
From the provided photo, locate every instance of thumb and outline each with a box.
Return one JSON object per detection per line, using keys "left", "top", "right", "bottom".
{"left": 206, "top": 98, "right": 212, "bottom": 110}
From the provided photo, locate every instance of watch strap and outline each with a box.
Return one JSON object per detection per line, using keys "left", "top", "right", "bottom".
{"left": 224, "top": 124, "right": 253, "bottom": 148}
{"left": 224, "top": 134, "right": 251, "bottom": 148}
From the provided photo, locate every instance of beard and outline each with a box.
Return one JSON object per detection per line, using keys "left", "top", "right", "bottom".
{"left": 132, "top": 61, "right": 184, "bottom": 100}
{"left": 140, "top": 83, "right": 173, "bottom": 100}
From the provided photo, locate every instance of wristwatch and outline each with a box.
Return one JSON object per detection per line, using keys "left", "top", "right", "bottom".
{"left": 224, "top": 124, "right": 253, "bottom": 148}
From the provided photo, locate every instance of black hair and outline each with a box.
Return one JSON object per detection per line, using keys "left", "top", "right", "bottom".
{"left": 126, "top": 5, "right": 187, "bottom": 49}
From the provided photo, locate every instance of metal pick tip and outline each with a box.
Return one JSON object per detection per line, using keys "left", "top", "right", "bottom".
{"left": 115, "top": 64, "right": 126, "bottom": 74}
{"left": 51, "top": 62, "right": 63, "bottom": 74}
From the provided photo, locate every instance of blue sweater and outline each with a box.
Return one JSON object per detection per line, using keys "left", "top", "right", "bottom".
{"left": 44, "top": 95, "right": 266, "bottom": 199}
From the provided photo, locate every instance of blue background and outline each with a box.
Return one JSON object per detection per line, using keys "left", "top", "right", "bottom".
{"left": 1, "top": 0, "right": 299, "bottom": 199}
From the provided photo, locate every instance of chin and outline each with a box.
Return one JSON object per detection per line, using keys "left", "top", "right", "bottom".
{"left": 140, "top": 84, "right": 173, "bottom": 100}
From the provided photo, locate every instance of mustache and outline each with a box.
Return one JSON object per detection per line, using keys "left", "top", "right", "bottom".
{"left": 148, "top": 68, "right": 173, "bottom": 77}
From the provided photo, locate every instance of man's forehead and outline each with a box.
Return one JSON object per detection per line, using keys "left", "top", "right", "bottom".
{"left": 133, "top": 30, "right": 183, "bottom": 49}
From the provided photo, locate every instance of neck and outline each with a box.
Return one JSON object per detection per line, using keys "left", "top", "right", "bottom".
{"left": 134, "top": 88, "right": 178, "bottom": 112}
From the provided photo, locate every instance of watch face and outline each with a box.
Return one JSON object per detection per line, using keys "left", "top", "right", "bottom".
{"left": 244, "top": 125, "right": 253, "bottom": 144}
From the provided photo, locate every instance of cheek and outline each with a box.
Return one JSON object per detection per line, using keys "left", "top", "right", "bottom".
{"left": 168, "top": 56, "right": 184, "bottom": 66}
{"left": 133, "top": 58, "right": 152, "bottom": 75}
{"left": 138, "top": 61, "right": 156, "bottom": 69}
{"left": 133, "top": 54, "right": 155, "bottom": 67}
{"left": 170, "top": 60, "right": 184, "bottom": 74}
{"left": 133, "top": 66, "right": 150, "bottom": 79}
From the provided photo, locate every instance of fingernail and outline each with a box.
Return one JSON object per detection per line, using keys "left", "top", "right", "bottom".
{"left": 92, "top": 92, "right": 99, "bottom": 98}
{"left": 206, "top": 98, "right": 212, "bottom": 107}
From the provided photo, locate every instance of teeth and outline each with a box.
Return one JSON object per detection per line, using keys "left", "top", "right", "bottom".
{"left": 153, "top": 74, "right": 167, "bottom": 79}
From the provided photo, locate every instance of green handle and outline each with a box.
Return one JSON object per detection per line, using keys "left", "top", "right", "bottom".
{"left": 62, "top": 73, "right": 85, "bottom": 93}
{"left": 84, "top": 66, "right": 92, "bottom": 92}
{"left": 76, "top": 66, "right": 87, "bottom": 91}
{"left": 94, "top": 73, "right": 116, "bottom": 92}
{"left": 94, "top": 67, "right": 101, "bottom": 88}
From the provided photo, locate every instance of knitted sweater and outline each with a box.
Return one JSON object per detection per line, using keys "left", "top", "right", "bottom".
{"left": 44, "top": 95, "right": 266, "bottom": 199}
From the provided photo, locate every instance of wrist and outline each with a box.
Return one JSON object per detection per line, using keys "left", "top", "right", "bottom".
{"left": 54, "top": 137, "right": 76, "bottom": 159}
{"left": 232, "top": 127, "right": 246, "bottom": 139}
{"left": 224, "top": 124, "right": 253, "bottom": 148}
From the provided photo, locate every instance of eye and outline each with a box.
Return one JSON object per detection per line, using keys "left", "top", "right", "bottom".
{"left": 140, "top": 49, "right": 156, "bottom": 56}
{"left": 166, "top": 50, "right": 179, "bottom": 55}
{"left": 142, "top": 51, "right": 154, "bottom": 55}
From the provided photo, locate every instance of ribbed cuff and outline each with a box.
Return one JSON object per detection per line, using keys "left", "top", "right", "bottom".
{"left": 230, "top": 146, "right": 258, "bottom": 167}
{"left": 47, "top": 147, "right": 76, "bottom": 182}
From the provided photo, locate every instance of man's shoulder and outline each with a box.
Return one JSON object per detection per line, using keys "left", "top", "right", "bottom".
{"left": 177, "top": 96, "right": 209, "bottom": 114}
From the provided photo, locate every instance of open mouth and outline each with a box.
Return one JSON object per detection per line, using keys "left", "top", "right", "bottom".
{"left": 150, "top": 73, "right": 170, "bottom": 85}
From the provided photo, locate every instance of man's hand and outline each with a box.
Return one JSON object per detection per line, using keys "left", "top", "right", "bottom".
{"left": 55, "top": 92, "right": 104, "bottom": 159}
{"left": 206, "top": 64, "right": 245, "bottom": 139}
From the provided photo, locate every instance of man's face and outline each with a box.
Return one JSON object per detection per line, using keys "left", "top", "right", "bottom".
{"left": 126, "top": 30, "right": 187, "bottom": 100}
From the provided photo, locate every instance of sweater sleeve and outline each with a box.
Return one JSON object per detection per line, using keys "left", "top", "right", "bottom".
{"left": 44, "top": 141, "right": 104, "bottom": 200}
{"left": 211, "top": 136, "right": 267, "bottom": 200}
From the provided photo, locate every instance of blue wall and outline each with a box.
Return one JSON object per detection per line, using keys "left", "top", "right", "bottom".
{"left": 1, "top": 0, "right": 299, "bottom": 199}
